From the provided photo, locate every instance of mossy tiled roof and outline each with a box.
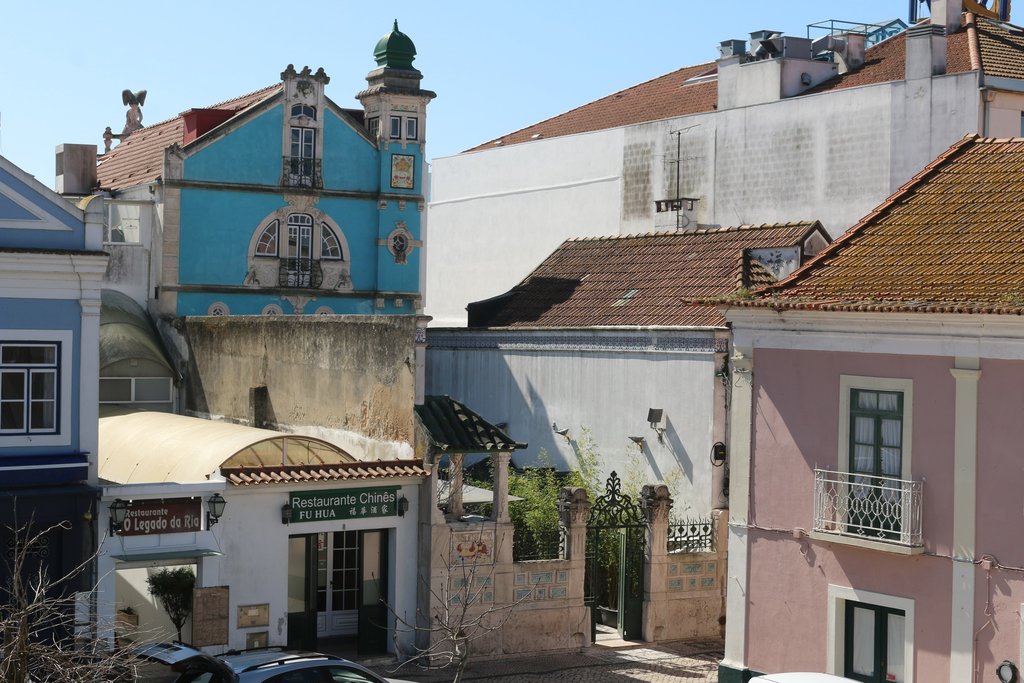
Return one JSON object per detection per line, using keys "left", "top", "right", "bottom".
{"left": 469, "top": 222, "right": 827, "bottom": 328}
{"left": 739, "top": 135, "right": 1024, "bottom": 314}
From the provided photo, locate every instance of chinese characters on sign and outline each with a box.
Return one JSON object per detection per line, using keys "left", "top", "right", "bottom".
{"left": 287, "top": 486, "right": 400, "bottom": 523}
{"left": 120, "top": 498, "right": 202, "bottom": 536}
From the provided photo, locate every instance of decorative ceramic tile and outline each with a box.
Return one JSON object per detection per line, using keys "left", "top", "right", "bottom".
{"left": 534, "top": 587, "right": 547, "bottom": 600}
{"left": 701, "top": 577, "right": 717, "bottom": 589}
{"left": 683, "top": 562, "right": 704, "bottom": 574}
{"left": 449, "top": 594, "right": 462, "bottom": 605}
{"left": 668, "top": 578, "right": 683, "bottom": 590}
{"left": 451, "top": 577, "right": 467, "bottom": 588}
{"left": 515, "top": 589, "right": 532, "bottom": 601}
{"left": 687, "top": 578, "right": 698, "bottom": 589}
{"left": 474, "top": 577, "right": 491, "bottom": 587}
{"left": 706, "top": 561, "right": 717, "bottom": 573}
{"left": 514, "top": 573, "right": 526, "bottom": 586}
{"left": 549, "top": 586, "right": 567, "bottom": 598}
{"left": 483, "top": 591, "right": 494, "bottom": 602}
{"left": 557, "top": 571, "right": 569, "bottom": 583}
{"left": 669, "top": 563, "right": 679, "bottom": 575}
{"left": 530, "top": 571, "right": 553, "bottom": 585}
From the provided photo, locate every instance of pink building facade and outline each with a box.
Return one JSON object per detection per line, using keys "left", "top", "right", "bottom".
{"left": 719, "top": 309, "right": 1024, "bottom": 683}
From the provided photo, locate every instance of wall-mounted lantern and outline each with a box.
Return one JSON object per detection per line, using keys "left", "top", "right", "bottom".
{"left": 647, "top": 408, "right": 666, "bottom": 442}
{"left": 281, "top": 502, "right": 293, "bottom": 525}
{"left": 628, "top": 435, "right": 646, "bottom": 450}
{"left": 109, "top": 498, "right": 129, "bottom": 535}
{"left": 397, "top": 496, "right": 410, "bottom": 517}
{"left": 206, "top": 493, "right": 226, "bottom": 528}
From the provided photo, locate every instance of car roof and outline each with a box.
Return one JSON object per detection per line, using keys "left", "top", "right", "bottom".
{"left": 220, "top": 649, "right": 339, "bottom": 673}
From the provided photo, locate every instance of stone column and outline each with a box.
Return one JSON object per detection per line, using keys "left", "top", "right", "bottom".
{"left": 448, "top": 453, "right": 464, "bottom": 521}
{"left": 491, "top": 450, "right": 511, "bottom": 523}
{"left": 559, "top": 487, "right": 589, "bottom": 602}
{"left": 641, "top": 484, "right": 672, "bottom": 642}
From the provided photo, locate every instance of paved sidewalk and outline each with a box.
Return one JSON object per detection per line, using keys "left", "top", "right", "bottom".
{"left": 367, "top": 639, "right": 723, "bottom": 682}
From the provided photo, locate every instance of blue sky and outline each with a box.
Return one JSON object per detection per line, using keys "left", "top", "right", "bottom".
{"left": 3, "top": 1, "right": 915, "bottom": 187}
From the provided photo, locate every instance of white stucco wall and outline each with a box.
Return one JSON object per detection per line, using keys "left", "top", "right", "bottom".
{"left": 426, "top": 70, "right": 982, "bottom": 327}
{"left": 98, "top": 480, "right": 422, "bottom": 653}
{"left": 425, "top": 329, "right": 721, "bottom": 517}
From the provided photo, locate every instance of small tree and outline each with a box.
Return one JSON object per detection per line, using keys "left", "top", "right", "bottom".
{"left": 0, "top": 520, "right": 138, "bottom": 682}
{"left": 146, "top": 567, "right": 195, "bottom": 642}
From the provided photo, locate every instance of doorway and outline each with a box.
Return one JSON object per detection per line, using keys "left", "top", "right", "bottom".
{"left": 287, "top": 530, "right": 389, "bottom": 654}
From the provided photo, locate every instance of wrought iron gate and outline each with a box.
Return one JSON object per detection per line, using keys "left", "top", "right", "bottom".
{"left": 585, "top": 471, "right": 646, "bottom": 641}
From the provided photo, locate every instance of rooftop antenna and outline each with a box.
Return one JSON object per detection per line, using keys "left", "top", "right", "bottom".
{"left": 668, "top": 124, "right": 700, "bottom": 229}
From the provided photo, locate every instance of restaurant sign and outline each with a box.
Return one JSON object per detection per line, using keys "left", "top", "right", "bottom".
{"left": 121, "top": 498, "right": 202, "bottom": 536}
{"left": 288, "top": 486, "right": 400, "bottom": 523}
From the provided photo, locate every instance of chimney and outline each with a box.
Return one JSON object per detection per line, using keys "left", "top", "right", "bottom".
{"left": 54, "top": 144, "right": 97, "bottom": 196}
{"left": 905, "top": 23, "right": 947, "bottom": 79}
{"left": 930, "top": 0, "right": 964, "bottom": 34}
{"left": 837, "top": 33, "right": 866, "bottom": 73}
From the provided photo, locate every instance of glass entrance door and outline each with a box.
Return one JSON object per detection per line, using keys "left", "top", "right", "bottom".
{"left": 357, "top": 530, "right": 389, "bottom": 655}
{"left": 286, "top": 535, "right": 317, "bottom": 650}
{"left": 316, "top": 531, "right": 359, "bottom": 637}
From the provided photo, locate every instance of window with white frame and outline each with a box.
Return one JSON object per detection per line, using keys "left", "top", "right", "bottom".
{"left": 255, "top": 219, "right": 279, "bottom": 256}
{"left": 828, "top": 585, "right": 914, "bottom": 683}
{"left": 389, "top": 116, "right": 402, "bottom": 139}
{"left": 405, "top": 117, "right": 418, "bottom": 140}
{"left": 0, "top": 343, "right": 58, "bottom": 434}
{"left": 288, "top": 127, "right": 317, "bottom": 187}
{"left": 321, "top": 223, "right": 342, "bottom": 260}
{"left": 367, "top": 117, "right": 380, "bottom": 139}
{"left": 291, "top": 104, "right": 316, "bottom": 120}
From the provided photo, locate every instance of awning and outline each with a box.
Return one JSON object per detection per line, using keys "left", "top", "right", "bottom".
{"left": 109, "top": 548, "right": 223, "bottom": 562}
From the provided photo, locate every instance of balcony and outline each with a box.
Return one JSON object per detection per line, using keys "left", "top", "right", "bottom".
{"left": 813, "top": 468, "right": 922, "bottom": 550}
{"left": 281, "top": 156, "right": 323, "bottom": 189}
{"left": 278, "top": 258, "right": 322, "bottom": 289}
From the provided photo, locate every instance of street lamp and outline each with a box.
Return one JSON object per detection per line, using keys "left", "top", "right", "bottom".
{"left": 207, "top": 493, "right": 226, "bottom": 528}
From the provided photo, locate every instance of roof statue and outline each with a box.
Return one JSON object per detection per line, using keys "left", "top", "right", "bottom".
{"left": 101, "top": 88, "right": 147, "bottom": 153}
{"left": 121, "top": 89, "right": 147, "bottom": 135}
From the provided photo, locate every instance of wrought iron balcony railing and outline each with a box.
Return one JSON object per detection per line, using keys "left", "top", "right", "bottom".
{"left": 278, "top": 257, "right": 322, "bottom": 289}
{"left": 281, "top": 156, "right": 323, "bottom": 188}
{"left": 813, "top": 468, "right": 922, "bottom": 547}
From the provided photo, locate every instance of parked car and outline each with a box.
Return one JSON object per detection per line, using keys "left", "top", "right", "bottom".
{"left": 134, "top": 642, "right": 415, "bottom": 683}
{"left": 750, "top": 675, "right": 857, "bottom": 683}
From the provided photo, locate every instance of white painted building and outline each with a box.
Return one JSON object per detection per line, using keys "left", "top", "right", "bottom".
{"left": 426, "top": 3, "right": 1024, "bottom": 326}
{"left": 96, "top": 410, "right": 426, "bottom": 655}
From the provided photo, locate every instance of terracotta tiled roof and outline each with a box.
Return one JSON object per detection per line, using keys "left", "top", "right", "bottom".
{"left": 735, "top": 135, "right": 1024, "bottom": 315}
{"left": 468, "top": 222, "right": 827, "bottom": 328}
{"left": 467, "top": 12, "right": 1024, "bottom": 151}
{"left": 222, "top": 459, "right": 428, "bottom": 486}
{"left": 975, "top": 14, "right": 1024, "bottom": 78}
{"left": 415, "top": 396, "right": 526, "bottom": 453}
{"left": 464, "top": 63, "right": 718, "bottom": 152}
{"left": 96, "top": 84, "right": 281, "bottom": 192}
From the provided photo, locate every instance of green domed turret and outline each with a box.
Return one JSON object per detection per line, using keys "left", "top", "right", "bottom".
{"left": 374, "top": 20, "right": 417, "bottom": 71}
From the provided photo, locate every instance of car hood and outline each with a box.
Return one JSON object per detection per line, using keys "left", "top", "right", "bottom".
{"left": 133, "top": 642, "right": 236, "bottom": 682}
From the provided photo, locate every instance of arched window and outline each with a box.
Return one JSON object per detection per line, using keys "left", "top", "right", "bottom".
{"left": 291, "top": 104, "right": 316, "bottom": 120}
{"left": 255, "top": 220, "right": 279, "bottom": 256}
{"left": 321, "top": 223, "right": 343, "bottom": 260}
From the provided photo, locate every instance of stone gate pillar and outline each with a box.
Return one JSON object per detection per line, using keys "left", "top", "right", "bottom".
{"left": 558, "top": 487, "right": 590, "bottom": 605}
{"left": 641, "top": 483, "right": 672, "bottom": 642}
